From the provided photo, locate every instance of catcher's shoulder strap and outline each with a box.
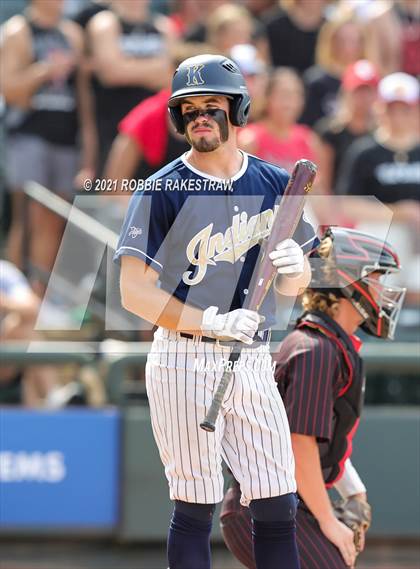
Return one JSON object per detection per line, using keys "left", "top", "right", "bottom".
{"left": 296, "top": 312, "right": 354, "bottom": 396}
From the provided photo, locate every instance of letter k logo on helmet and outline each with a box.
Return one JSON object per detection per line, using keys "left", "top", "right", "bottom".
{"left": 187, "top": 64, "right": 205, "bottom": 86}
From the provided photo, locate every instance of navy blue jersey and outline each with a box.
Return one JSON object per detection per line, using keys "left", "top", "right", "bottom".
{"left": 114, "top": 151, "right": 318, "bottom": 327}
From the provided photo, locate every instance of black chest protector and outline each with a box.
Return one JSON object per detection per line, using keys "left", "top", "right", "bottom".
{"left": 296, "top": 311, "right": 366, "bottom": 486}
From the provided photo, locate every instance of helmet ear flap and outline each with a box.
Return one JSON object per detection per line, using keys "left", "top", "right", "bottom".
{"left": 169, "top": 106, "right": 185, "bottom": 134}
{"left": 229, "top": 94, "right": 251, "bottom": 127}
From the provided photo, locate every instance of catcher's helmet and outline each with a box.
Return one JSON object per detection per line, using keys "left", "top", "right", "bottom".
{"left": 168, "top": 54, "right": 251, "bottom": 134}
{"left": 310, "top": 227, "right": 406, "bottom": 339}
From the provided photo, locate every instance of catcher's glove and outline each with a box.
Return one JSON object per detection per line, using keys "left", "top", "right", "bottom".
{"left": 333, "top": 496, "right": 372, "bottom": 553}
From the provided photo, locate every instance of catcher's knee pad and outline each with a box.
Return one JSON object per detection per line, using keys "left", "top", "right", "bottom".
{"left": 174, "top": 500, "right": 215, "bottom": 522}
{"left": 249, "top": 493, "right": 298, "bottom": 523}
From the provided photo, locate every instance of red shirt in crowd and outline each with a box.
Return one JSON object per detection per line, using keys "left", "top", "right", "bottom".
{"left": 119, "top": 89, "right": 170, "bottom": 168}
{"left": 239, "top": 122, "right": 317, "bottom": 173}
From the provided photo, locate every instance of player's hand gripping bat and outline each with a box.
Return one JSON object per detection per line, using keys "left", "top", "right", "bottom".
{"left": 200, "top": 159, "right": 317, "bottom": 432}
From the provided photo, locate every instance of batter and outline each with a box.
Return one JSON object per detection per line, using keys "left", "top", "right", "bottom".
{"left": 114, "top": 54, "right": 318, "bottom": 569}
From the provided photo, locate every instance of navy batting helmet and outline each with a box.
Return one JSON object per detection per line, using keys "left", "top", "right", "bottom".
{"left": 168, "top": 54, "right": 251, "bottom": 134}
{"left": 309, "top": 227, "right": 406, "bottom": 340}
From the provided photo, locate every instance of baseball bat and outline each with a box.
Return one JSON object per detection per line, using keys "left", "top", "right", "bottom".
{"left": 200, "top": 159, "right": 317, "bottom": 432}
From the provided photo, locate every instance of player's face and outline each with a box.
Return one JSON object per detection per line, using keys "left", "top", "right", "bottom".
{"left": 181, "top": 96, "right": 231, "bottom": 152}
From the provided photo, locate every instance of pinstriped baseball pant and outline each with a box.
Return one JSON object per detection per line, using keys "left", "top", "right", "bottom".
{"left": 145, "top": 327, "right": 296, "bottom": 505}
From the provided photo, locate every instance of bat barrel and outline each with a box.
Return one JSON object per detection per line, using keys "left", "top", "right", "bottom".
{"left": 245, "top": 159, "right": 317, "bottom": 312}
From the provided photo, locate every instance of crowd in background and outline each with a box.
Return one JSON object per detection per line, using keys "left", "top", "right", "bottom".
{"left": 0, "top": 0, "right": 419, "bottom": 407}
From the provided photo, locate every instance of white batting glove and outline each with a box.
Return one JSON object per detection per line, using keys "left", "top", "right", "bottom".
{"left": 268, "top": 238, "right": 305, "bottom": 277}
{"left": 201, "top": 306, "right": 265, "bottom": 345}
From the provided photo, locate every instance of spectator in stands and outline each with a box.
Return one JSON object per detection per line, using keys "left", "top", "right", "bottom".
{"left": 182, "top": 0, "right": 233, "bottom": 43}
{"left": 207, "top": 3, "right": 255, "bottom": 52}
{"left": 238, "top": 68, "right": 318, "bottom": 173}
{"left": 263, "top": 0, "right": 328, "bottom": 74}
{"left": 336, "top": 72, "right": 420, "bottom": 296}
{"left": 300, "top": 10, "right": 366, "bottom": 126}
{"left": 365, "top": 0, "right": 420, "bottom": 77}
{"left": 0, "top": 260, "right": 59, "bottom": 407}
{"left": 87, "top": 0, "right": 170, "bottom": 175}
{"left": 181, "top": 3, "right": 268, "bottom": 62}
{"left": 2, "top": 0, "right": 95, "bottom": 290}
{"left": 315, "top": 59, "right": 380, "bottom": 195}
{"left": 230, "top": 44, "right": 268, "bottom": 122}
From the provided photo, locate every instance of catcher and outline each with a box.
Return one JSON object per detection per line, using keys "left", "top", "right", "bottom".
{"left": 220, "top": 226, "right": 406, "bottom": 569}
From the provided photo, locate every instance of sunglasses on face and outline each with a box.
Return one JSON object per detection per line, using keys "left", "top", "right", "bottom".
{"left": 182, "top": 108, "right": 225, "bottom": 124}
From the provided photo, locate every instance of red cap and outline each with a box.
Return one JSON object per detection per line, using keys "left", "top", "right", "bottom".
{"left": 342, "top": 60, "right": 380, "bottom": 92}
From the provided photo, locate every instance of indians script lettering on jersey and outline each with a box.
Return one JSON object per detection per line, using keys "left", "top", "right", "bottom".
{"left": 114, "top": 152, "right": 318, "bottom": 326}
{"left": 184, "top": 206, "right": 280, "bottom": 285}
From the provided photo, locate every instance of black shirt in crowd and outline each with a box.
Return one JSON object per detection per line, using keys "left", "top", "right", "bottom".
{"left": 263, "top": 8, "right": 322, "bottom": 73}
{"left": 300, "top": 66, "right": 341, "bottom": 127}
{"left": 336, "top": 135, "right": 420, "bottom": 203}
{"left": 92, "top": 18, "right": 165, "bottom": 174}
{"left": 6, "top": 19, "right": 78, "bottom": 146}
{"left": 315, "top": 118, "right": 371, "bottom": 192}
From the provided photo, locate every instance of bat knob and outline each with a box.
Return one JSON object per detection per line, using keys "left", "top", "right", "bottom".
{"left": 200, "top": 421, "right": 216, "bottom": 432}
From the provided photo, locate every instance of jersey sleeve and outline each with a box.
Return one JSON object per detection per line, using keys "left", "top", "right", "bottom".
{"left": 113, "top": 188, "right": 174, "bottom": 273}
{"left": 276, "top": 335, "right": 339, "bottom": 441}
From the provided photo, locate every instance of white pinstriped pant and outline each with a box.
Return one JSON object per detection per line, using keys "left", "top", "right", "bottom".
{"left": 145, "top": 327, "right": 296, "bottom": 505}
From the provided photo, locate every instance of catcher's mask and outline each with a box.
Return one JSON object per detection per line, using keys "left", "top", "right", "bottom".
{"left": 309, "top": 227, "right": 406, "bottom": 340}
{"left": 168, "top": 54, "right": 251, "bottom": 134}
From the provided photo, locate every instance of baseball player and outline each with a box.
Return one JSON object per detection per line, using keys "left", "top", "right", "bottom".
{"left": 114, "top": 54, "right": 318, "bottom": 569}
{"left": 220, "top": 227, "right": 406, "bottom": 569}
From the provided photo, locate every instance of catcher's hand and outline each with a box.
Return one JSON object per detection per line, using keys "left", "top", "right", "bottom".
{"left": 333, "top": 496, "right": 372, "bottom": 553}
